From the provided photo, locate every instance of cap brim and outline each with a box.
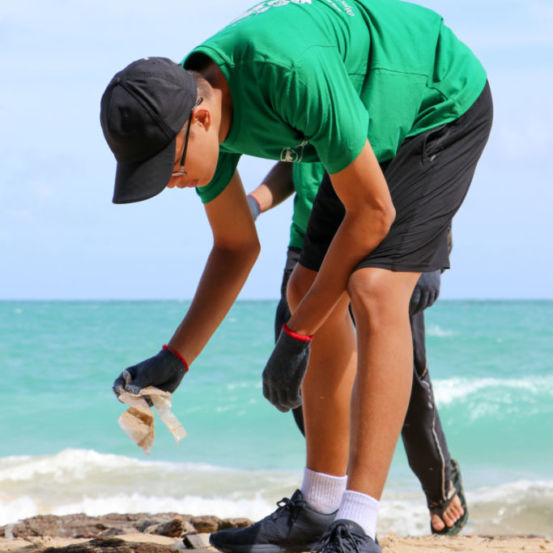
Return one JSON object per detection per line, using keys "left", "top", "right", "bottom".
{"left": 112, "top": 136, "right": 176, "bottom": 204}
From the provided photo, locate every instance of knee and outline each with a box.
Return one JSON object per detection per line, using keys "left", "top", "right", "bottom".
{"left": 347, "top": 270, "right": 403, "bottom": 330}
{"left": 287, "top": 265, "right": 316, "bottom": 311}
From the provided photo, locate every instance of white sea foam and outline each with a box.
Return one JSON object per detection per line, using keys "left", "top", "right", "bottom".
{"left": 378, "top": 479, "right": 553, "bottom": 536}
{"left": 1, "top": 450, "right": 553, "bottom": 537}
{"left": 0, "top": 449, "right": 152, "bottom": 482}
{"left": 0, "top": 496, "right": 37, "bottom": 528}
{"left": 0, "top": 449, "right": 253, "bottom": 483}
{"left": 433, "top": 375, "right": 553, "bottom": 408}
{"left": 466, "top": 480, "right": 553, "bottom": 536}
{"left": 426, "top": 324, "right": 455, "bottom": 337}
{"left": 0, "top": 449, "right": 299, "bottom": 525}
{"left": 0, "top": 493, "right": 277, "bottom": 528}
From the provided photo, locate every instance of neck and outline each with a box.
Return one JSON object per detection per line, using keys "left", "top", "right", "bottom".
{"left": 200, "top": 62, "right": 232, "bottom": 143}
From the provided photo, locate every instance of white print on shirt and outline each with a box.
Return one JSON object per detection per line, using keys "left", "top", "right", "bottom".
{"left": 232, "top": 0, "right": 312, "bottom": 23}
{"left": 231, "top": 0, "right": 355, "bottom": 24}
{"left": 280, "top": 139, "right": 310, "bottom": 162}
{"left": 324, "top": 0, "right": 354, "bottom": 16}
{"left": 338, "top": 0, "right": 355, "bottom": 16}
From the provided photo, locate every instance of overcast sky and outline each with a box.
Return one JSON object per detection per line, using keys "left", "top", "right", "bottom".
{"left": 1, "top": 0, "right": 552, "bottom": 300}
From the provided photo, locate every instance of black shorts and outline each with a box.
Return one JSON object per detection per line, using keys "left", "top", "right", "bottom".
{"left": 299, "top": 81, "right": 493, "bottom": 273}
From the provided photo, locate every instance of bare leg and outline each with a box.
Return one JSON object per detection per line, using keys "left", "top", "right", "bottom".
{"left": 346, "top": 267, "right": 420, "bottom": 499}
{"left": 288, "top": 263, "right": 463, "bottom": 530}
{"left": 288, "top": 264, "right": 357, "bottom": 477}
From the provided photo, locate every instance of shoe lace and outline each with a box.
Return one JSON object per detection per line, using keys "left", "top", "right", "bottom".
{"left": 270, "top": 494, "right": 307, "bottom": 527}
{"left": 312, "top": 522, "right": 363, "bottom": 553}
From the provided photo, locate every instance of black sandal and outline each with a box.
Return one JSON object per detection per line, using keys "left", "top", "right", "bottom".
{"left": 428, "top": 459, "right": 468, "bottom": 535}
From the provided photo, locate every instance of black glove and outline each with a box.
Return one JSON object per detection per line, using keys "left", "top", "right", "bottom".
{"left": 262, "top": 324, "right": 312, "bottom": 412}
{"left": 113, "top": 345, "right": 188, "bottom": 398}
{"left": 247, "top": 194, "right": 261, "bottom": 221}
{"left": 409, "top": 270, "right": 441, "bottom": 315}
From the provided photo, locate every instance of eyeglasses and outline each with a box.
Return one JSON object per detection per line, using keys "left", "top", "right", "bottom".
{"left": 171, "top": 97, "right": 203, "bottom": 177}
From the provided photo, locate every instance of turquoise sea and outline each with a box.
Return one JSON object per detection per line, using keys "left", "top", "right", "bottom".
{"left": 1, "top": 300, "right": 552, "bottom": 536}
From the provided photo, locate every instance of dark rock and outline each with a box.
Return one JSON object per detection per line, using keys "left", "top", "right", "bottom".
{"left": 0, "top": 512, "right": 254, "bottom": 550}
{"left": 0, "top": 513, "right": 195, "bottom": 540}
{"left": 10, "top": 515, "right": 64, "bottom": 538}
{"left": 94, "top": 524, "right": 108, "bottom": 531}
{"left": 190, "top": 516, "right": 221, "bottom": 534}
{"left": 180, "top": 519, "right": 197, "bottom": 534}
{"left": 219, "top": 518, "right": 252, "bottom": 530}
{"left": 5, "top": 514, "right": 130, "bottom": 539}
{"left": 146, "top": 517, "right": 185, "bottom": 538}
{"left": 98, "top": 529, "right": 125, "bottom": 537}
{"left": 135, "top": 520, "right": 156, "bottom": 533}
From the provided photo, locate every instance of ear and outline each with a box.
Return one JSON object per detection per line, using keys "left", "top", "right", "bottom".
{"left": 194, "top": 106, "right": 211, "bottom": 131}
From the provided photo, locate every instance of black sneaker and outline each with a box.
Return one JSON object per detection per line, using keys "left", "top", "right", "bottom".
{"left": 209, "top": 490, "right": 336, "bottom": 553}
{"left": 312, "top": 520, "right": 381, "bottom": 553}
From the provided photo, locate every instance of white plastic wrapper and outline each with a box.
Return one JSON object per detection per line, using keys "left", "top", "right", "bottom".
{"left": 117, "top": 386, "right": 187, "bottom": 455}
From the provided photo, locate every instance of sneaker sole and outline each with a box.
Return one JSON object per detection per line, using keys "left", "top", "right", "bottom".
{"left": 209, "top": 537, "right": 315, "bottom": 553}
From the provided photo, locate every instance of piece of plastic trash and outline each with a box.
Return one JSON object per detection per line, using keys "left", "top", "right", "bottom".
{"left": 117, "top": 386, "right": 187, "bottom": 455}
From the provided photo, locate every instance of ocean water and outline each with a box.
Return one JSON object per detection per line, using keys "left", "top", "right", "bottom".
{"left": 1, "top": 300, "right": 552, "bottom": 536}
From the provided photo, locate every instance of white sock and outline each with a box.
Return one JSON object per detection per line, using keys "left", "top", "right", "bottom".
{"left": 336, "top": 490, "right": 380, "bottom": 540}
{"left": 301, "top": 467, "right": 347, "bottom": 514}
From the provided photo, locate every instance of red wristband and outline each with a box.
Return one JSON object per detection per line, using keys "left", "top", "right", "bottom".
{"left": 282, "top": 323, "right": 313, "bottom": 342}
{"left": 163, "top": 344, "right": 189, "bottom": 372}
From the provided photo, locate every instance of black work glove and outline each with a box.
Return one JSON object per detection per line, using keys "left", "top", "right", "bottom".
{"left": 247, "top": 194, "right": 261, "bottom": 221}
{"left": 409, "top": 270, "right": 441, "bottom": 315}
{"left": 262, "top": 324, "right": 312, "bottom": 413}
{"left": 113, "top": 345, "right": 188, "bottom": 399}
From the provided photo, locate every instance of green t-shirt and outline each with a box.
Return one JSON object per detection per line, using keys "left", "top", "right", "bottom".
{"left": 185, "top": 0, "right": 487, "bottom": 204}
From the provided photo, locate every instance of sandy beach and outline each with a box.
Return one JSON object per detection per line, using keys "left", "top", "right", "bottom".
{"left": 1, "top": 514, "right": 551, "bottom": 553}
{"left": 2, "top": 533, "right": 553, "bottom": 553}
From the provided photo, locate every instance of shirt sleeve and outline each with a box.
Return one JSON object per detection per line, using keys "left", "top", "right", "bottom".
{"left": 272, "top": 48, "right": 369, "bottom": 175}
{"left": 195, "top": 151, "right": 242, "bottom": 203}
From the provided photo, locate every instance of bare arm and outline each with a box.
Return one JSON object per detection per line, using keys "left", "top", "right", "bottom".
{"left": 287, "top": 140, "right": 396, "bottom": 335}
{"left": 167, "top": 170, "right": 261, "bottom": 363}
{"left": 248, "top": 161, "right": 294, "bottom": 213}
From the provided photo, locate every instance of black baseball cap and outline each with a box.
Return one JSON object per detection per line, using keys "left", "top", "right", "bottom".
{"left": 100, "top": 57, "right": 197, "bottom": 204}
